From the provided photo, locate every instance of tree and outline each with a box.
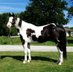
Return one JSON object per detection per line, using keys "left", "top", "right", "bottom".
{"left": 0, "top": 13, "right": 9, "bottom": 36}
{"left": 68, "top": 6, "right": 73, "bottom": 19}
{"left": 20, "top": 0, "right": 72, "bottom": 26}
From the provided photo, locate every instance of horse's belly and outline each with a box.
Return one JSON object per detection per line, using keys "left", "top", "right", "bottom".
{"left": 31, "top": 35, "right": 47, "bottom": 43}
{"left": 37, "top": 36, "right": 48, "bottom": 43}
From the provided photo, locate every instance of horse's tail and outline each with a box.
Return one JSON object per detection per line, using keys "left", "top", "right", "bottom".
{"left": 62, "top": 33, "right": 67, "bottom": 59}
{"left": 58, "top": 28, "right": 67, "bottom": 59}
{"left": 61, "top": 30, "right": 67, "bottom": 59}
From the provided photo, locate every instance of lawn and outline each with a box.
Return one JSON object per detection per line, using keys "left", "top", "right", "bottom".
{"left": 0, "top": 36, "right": 73, "bottom": 46}
{"left": 0, "top": 52, "right": 73, "bottom": 72}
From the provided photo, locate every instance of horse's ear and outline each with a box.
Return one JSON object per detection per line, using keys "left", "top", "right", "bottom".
{"left": 9, "top": 13, "right": 11, "bottom": 16}
{"left": 9, "top": 12, "right": 15, "bottom": 17}
{"left": 12, "top": 12, "right": 15, "bottom": 17}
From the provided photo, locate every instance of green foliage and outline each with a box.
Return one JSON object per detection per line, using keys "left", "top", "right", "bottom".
{"left": 68, "top": 6, "right": 73, "bottom": 19}
{"left": 20, "top": 0, "right": 69, "bottom": 26}
{"left": 68, "top": 7, "right": 73, "bottom": 16}
{"left": 70, "top": 27, "right": 73, "bottom": 29}
{"left": 9, "top": 27, "right": 18, "bottom": 36}
{"left": 0, "top": 36, "right": 21, "bottom": 45}
{"left": 0, "top": 13, "right": 9, "bottom": 36}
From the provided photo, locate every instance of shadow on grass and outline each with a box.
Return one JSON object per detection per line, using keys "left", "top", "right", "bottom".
{"left": 32, "top": 56, "right": 57, "bottom": 63}
{"left": 0, "top": 56, "right": 57, "bottom": 63}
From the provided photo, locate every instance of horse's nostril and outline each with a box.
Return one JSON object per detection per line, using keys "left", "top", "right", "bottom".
{"left": 7, "top": 24, "right": 9, "bottom": 27}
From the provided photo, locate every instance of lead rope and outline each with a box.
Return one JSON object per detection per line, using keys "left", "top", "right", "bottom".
{"left": 8, "top": 28, "right": 13, "bottom": 44}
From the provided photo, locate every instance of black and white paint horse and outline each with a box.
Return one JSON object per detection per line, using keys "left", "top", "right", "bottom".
{"left": 6, "top": 13, "right": 67, "bottom": 65}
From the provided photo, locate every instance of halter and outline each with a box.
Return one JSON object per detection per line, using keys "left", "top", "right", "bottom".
{"left": 11, "top": 17, "right": 17, "bottom": 25}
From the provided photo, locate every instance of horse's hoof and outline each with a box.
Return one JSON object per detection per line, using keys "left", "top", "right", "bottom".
{"left": 58, "top": 62, "right": 62, "bottom": 65}
{"left": 57, "top": 60, "right": 62, "bottom": 65}
{"left": 23, "top": 60, "right": 27, "bottom": 64}
{"left": 27, "top": 60, "right": 31, "bottom": 63}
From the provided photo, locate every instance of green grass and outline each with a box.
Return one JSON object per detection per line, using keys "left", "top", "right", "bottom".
{"left": 67, "top": 37, "right": 73, "bottom": 46}
{"left": 0, "top": 36, "right": 21, "bottom": 45}
{"left": 0, "top": 52, "right": 73, "bottom": 72}
{"left": 0, "top": 36, "right": 56, "bottom": 45}
{"left": 0, "top": 36, "right": 73, "bottom": 46}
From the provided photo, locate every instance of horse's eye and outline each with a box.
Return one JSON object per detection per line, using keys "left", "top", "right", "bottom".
{"left": 53, "top": 27, "right": 55, "bottom": 29}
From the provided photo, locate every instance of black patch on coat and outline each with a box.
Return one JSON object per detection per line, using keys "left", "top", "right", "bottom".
{"left": 20, "top": 34, "right": 25, "bottom": 45}
{"left": 32, "top": 35, "right": 48, "bottom": 43}
{"left": 11, "top": 17, "right": 17, "bottom": 25}
{"left": 32, "top": 35, "right": 37, "bottom": 41}
{"left": 37, "top": 36, "right": 47, "bottom": 43}
{"left": 18, "top": 19, "right": 22, "bottom": 27}
{"left": 26, "top": 29, "right": 35, "bottom": 37}
{"left": 41, "top": 24, "right": 59, "bottom": 43}
{"left": 27, "top": 43, "right": 30, "bottom": 48}
{"left": 17, "top": 29, "right": 19, "bottom": 33}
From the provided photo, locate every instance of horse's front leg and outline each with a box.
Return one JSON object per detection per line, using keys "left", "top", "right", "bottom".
{"left": 23, "top": 42, "right": 28, "bottom": 64}
{"left": 23, "top": 42, "right": 31, "bottom": 63}
{"left": 19, "top": 35, "right": 27, "bottom": 63}
{"left": 27, "top": 43, "right": 31, "bottom": 63}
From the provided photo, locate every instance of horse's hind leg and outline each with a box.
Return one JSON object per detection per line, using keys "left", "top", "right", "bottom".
{"left": 57, "top": 31, "right": 67, "bottom": 65}
{"left": 57, "top": 46, "right": 63, "bottom": 65}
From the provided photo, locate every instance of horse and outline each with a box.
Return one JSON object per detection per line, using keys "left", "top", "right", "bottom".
{"left": 6, "top": 13, "right": 67, "bottom": 65}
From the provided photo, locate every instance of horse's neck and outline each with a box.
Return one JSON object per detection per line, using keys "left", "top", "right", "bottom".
{"left": 15, "top": 18, "right": 20, "bottom": 29}
{"left": 15, "top": 18, "right": 25, "bottom": 29}
{"left": 15, "top": 18, "right": 46, "bottom": 32}
{"left": 15, "top": 18, "right": 36, "bottom": 30}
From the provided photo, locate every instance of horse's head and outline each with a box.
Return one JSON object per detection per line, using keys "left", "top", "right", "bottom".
{"left": 7, "top": 13, "right": 17, "bottom": 29}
